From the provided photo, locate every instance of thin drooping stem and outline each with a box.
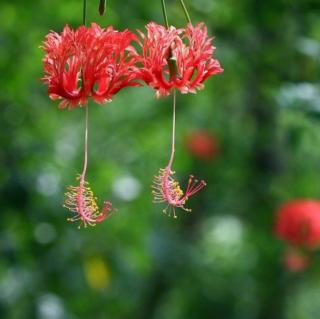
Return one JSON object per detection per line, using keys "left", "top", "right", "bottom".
{"left": 81, "top": 105, "right": 89, "bottom": 180}
{"left": 161, "top": 0, "right": 169, "bottom": 28}
{"left": 83, "top": 0, "right": 87, "bottom": 25}
{"left": 168, "top": 90, "right": 176, "bottom": 168}
{"left": 99, "top": 0, "right": 107, "bottom": 15}
{"left": 81, "top": 0, "right": 88, "bottom": 179}
{"left": 178, "top": 0, "right": 192, "bottom": 24}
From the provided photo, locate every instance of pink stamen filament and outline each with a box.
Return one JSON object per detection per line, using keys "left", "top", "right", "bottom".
{"left": 183, "top": 176, "right": 206, "bottom": 199}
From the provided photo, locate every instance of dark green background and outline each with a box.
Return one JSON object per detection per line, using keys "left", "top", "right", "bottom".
{"left": 1, "top": 0, "right": 320, "bottom": 318}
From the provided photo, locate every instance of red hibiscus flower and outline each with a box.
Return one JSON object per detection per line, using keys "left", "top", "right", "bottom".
{"left": 41, "top": 23, "right": 138, "bottom": 109}
{"left": 274, "top": 200, "right": 320, "bottom": 248}
{"left": 136, "top": 22, "right": 223, "bottom": 97}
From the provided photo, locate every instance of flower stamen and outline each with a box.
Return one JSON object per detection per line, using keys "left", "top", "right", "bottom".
{"left": 152, "top": 166, "right": 206, "bottom": 218}
{"left": 151, "top": 90, "right": 206, "bottom": 218}
{"left": 64, "top": 175, "right": 115, "bottom": 228}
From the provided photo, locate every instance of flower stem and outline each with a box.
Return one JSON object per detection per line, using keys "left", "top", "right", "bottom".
{"left": 161, "top": 0, "right": 169, "bottom": 28}
{"left": 168, "top": 90, "right": 176, "bottom": 169}
{"left": 81, "top": 0, "right": 88, "bottom": 178}
{"left": 99, "top": 0, "right": 106, "bottom": 16}
{"left": 81, "top": 105, "right": 89, "bottom": 181}
{"left": 83, "top": 0, "right": 87, "bottom": 26}
{"left": 178, "top": 0, "right": 192, "bottom": 24}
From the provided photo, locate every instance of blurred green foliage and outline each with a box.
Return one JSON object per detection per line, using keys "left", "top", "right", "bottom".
{"left": 1, "top": 0, "right": 320, "bottom": 318}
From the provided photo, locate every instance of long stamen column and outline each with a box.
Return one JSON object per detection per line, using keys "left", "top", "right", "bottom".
{"left": 152, "top": 90, "right": 206, "bottom": 218}
{"left": 63, "top": 105, "right": 115, "bottom": 228}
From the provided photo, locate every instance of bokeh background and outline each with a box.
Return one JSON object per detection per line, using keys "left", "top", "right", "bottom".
{"left": 1, "top": 0, "right": 320, "bottom": 318}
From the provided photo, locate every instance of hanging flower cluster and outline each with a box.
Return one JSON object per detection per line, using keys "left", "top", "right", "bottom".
{"left": 41, "top": 0, "right": 223, "bottom": 225}
{"left": 42, "top": 23, "right": 138, "bottom": 109}
{"left": 42, "top": 22, "right": 222, "bottom": 106}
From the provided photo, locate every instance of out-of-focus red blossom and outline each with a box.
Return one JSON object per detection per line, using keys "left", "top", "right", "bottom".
{"left": 41, "top": 23, "right": 139, "bottom": 109}
{"left": 136, "top": 22, "right": 223, "bottom": 97}
{"left": 283, "top": 249, "right": 310, "bottom": 272}
{"left": 185, "top": 130, "right": 219, "bottom": 160}
{"left": 274, "top": 200, "right": 320, "bottom": 248}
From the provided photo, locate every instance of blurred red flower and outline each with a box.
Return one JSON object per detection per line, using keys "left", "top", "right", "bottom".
{"left": 185, "top": 130, "right": 219, "bottom": 160}
{"left": 283, "top": 249, "right": 310, "bottom": 272}
{"left": 274, "top": 200, "right": 320, "bottom": 248}
{"left": 137, "top": 22, "right": 223, "bottom": 97}
{"left": 41, "top": 23, "right": 138, "bottom": 109}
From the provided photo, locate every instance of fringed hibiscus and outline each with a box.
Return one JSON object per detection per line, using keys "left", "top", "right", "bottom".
{"left": 137, "top": 23, "right": 222, "bottom": 215}
{"left": 134, "top": 21, "right": 221, "bottom": 216}
{"left": 41, "top": 23, "right": 138, "bottom": 109}
{"left": 136, "top": 22, "right": 223, "bottom": 97}
{"left": 42, "top": 24, "right": 138, "bottom": 226}
{"left": 274, "top": 200, "right": 320, "bottom": 248}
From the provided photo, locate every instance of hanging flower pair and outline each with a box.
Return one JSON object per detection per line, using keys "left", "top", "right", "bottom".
{"left": 41, "top": 1, "right": 223, "bottom": 227}
{"left": 42, "top": 22, "right": 222, "bottom": 107}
